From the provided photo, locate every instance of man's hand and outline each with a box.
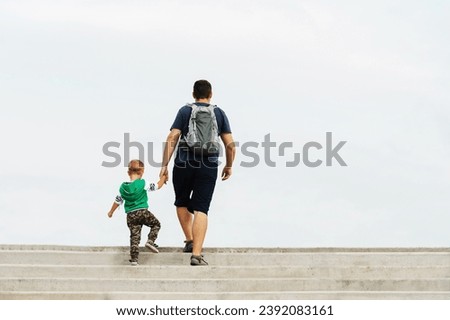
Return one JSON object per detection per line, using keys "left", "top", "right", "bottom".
{"left": 159, "top": 166, "right": 169, "bottom": 182}
{"left": 220, "top": 133, "right": 235, "bottom": 181}
{"left": 221, "top": 166, "right": 232, "bottom": 181}
{"left": 107, "top": 211, "right": 114, "bottom": 218}
{"left": 157, "top": 173, "right": 169, "bottom": 189}
{"left": 160, "top": 129, "right": 181, "bottom": 181}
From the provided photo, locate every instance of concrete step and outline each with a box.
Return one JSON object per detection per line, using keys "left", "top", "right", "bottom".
{"left": 1, "top": 265, "right": 449, "bottom": 279}
{"left": 2, "top": 250, "right": 450, "bottom": 267}
{"left": 3, "top": 245, "right": 448, "bottom": 252}
{"left": 2, "top": 278, "right": 450, "bottom": 292}
{"left": 2, "top": 291, "right": 450, "bottom": 300}
{"left": 1, "top": 246, "right": 449, "bottom": 300}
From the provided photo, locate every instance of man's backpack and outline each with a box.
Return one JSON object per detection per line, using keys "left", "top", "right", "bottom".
{"left": 183, "top": 103, "right": 221, "bottom": 155}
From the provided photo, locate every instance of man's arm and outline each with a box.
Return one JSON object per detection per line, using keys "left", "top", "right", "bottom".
{"left": 160, "top": 128, "right": 181, "bottom": 180}
{"left": 220, "top": 133, "right": 236, "bottom": 181}
{"left": 156, "top": 175, "right": 168, "bottom": 189}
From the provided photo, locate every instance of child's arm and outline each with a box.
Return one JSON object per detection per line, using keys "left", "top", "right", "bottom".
{"left": 146, "top": 176, "right": 167, "bottom": 192}
{"left": 108, "top": 196, "right": 123, "bottom": 218}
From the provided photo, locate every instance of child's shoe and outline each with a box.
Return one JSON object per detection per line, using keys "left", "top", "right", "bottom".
{"left": 129, "top": 260, "right": 139, "bottom": 266}
{"left": 145, "top": 240, "right": 159, "bottom": 253}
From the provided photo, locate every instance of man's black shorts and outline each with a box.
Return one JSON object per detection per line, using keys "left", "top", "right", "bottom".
{"left": 172, "top": 161, "right": 218, "bottom": 215}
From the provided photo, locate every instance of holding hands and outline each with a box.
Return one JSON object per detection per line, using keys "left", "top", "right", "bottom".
{"left": 159, "top": 166, "right": 169, "bottom": 183}
{"left": 156, "top": 170, "right": 169, "bottom": 190}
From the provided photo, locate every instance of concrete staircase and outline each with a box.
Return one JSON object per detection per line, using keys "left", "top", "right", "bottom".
{"left": 1, "top": 245, "right": 449, "bottom": 299}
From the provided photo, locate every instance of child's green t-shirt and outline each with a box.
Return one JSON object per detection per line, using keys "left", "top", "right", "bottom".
{"left": 114, "top": 179, "right": 158, "bottom": 213}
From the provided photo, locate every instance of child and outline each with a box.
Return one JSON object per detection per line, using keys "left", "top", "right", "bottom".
{"left": 107, "top": 159, "right": 166, "bottom": 266}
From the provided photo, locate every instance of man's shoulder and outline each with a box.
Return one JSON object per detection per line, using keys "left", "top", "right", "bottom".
{"left": 177, "top": 104, "right": 193, "bottom": 116}
{"left": 177, "top": 103, "right": 226, "bottom": 119}
{"left": 213, "top": 106, "right": 229, "bottom": 123}
{"left": 180, "top": 103, "right": 193, "bottom": 110}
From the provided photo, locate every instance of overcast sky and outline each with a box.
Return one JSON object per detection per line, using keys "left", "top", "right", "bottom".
{"left": 1, "top": 0, "right": 449, "bottom": 248}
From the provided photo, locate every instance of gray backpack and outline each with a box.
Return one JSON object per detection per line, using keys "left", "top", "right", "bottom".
{"left": 183, "top": 103, "right": 221, "bottom": 155}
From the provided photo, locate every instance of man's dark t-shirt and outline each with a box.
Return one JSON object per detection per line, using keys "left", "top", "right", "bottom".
{"left": 170, "top": 103, "right": 232, "bottom": 165}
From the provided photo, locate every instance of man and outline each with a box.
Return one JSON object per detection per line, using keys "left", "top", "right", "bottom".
{"left": 160, "top": 79, "right": 235, "bottom": 266}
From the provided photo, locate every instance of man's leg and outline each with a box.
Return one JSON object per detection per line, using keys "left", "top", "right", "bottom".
{"left": 190, "top": 162, "right": 216, "bottom": 260}
{"left": 173, "top": 164, "right": 195, "bottom": 248}
{"left": 192, "top": 210, "right": 208, "bottom": 256}
{"left": 177, "top": 206, "right": 193, "bottom": 242}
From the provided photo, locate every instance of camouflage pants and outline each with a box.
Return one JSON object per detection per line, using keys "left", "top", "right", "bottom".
{"left": 126, "top": 209, "right": 161, "bottom": 262}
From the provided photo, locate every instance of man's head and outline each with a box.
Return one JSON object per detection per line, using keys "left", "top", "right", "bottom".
{"left": 193, "top": 79, "right": 212, "bottom": 100}
{"left": 127, "top": 159, "right": 144, "bottom": 177}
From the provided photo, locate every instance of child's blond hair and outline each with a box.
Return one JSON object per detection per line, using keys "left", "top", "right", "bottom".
{"left": 128, "top": 159, "right": 144, "bottom": 176}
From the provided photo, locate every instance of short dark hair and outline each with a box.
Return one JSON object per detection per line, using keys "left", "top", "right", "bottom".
{"left": 193, "top": 80, "right": 212, "bottom": 99}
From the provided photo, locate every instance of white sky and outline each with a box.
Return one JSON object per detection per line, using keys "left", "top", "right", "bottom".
{"left": 1, "top": 0, "right": 449, "bottom": 248}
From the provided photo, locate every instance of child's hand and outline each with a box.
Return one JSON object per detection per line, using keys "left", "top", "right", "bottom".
{"left": 107, "top": 202, "right": 119, "bottom": 217}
